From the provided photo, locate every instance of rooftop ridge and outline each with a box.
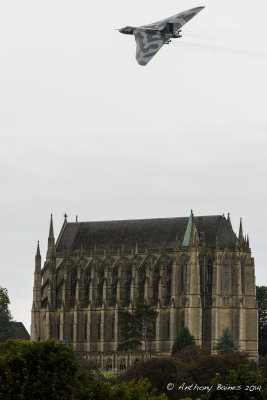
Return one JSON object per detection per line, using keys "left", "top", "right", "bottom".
{"left": 65, "top": 214, "right": 223, "bottom": 224}
{"left": 55, "top": 214, "right": 235, "bottom": 253}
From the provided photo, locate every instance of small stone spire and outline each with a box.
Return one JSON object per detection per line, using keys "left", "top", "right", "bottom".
{"left": 49, "top": 214, "right": 54, "bottom": 238}
{"left": 33, "top": 240, "right": 42, "bottom": 300}
{"left": 32, "top": 240, "right": 42, "bottom": 340}
{"left": 35, "top": 241, "right": 41, "bottom": 272}
{"left": 36, "top": 240, "right": 40, "bottom": 257}
{"left": 47, "top": 214, "right": 56, "bottom": 258}
{"left": 239, "top": 218, "right": 243, "bottom": 241}
{"left": 182, "top": 210, "right": 199, "bottom": 246}
{"left": 227, "top": 213, "right": 232, "bottom": 228}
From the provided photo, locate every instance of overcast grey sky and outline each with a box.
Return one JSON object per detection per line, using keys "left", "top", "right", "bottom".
{"left": 0, "top": 0, "right": 267, "bottom": 332}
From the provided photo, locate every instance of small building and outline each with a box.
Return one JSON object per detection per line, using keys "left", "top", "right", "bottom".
{"left": 7, "top": 322, "right": 30, "bottom": 340}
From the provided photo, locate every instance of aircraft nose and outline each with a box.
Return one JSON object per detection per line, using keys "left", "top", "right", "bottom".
{"left": 193, "top": 6, "right": 205, "bottom": 12}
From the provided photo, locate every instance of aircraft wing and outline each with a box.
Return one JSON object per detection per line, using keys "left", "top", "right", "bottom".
{"left": 143, "top": 6, "right": 205, "bottom": 32}
{"left": 133, "top": 29, "right": 170, "bottom": 66}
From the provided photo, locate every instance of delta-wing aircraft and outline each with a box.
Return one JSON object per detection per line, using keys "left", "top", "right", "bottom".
{"left": 119, "top": 7, "right": 205, "bottom": 66}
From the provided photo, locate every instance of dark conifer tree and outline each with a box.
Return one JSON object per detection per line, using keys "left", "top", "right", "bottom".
{"left": 213, "top": 328, "right": 240, "bottom": 354}
{"left": 171, "top": 326, "right": 196, "bottom": 356}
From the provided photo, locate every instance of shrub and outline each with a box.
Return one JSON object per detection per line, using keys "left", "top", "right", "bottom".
{"left": 0, "top": 339, "right": 81, "bottom": 400}
{"left": 118, "top": 357, "right": 183, "bottom": 400}
{"left": 86, "top": 378, "right": 168, "bottom": 400}
{"left": 174, "top": 345, "right": 210, "bottom": 363}
{"left": 172, "top": 327, "right": 196, "bottom": 356}
{"left": 259, "top": 354, "right": 267, "bottom": 378}
{"left": 184, "top": 352, "right": 256, "bottom": 388}
{"left": 173, "top": 352, "right": 257, "bottom": 399}
{"left": 201, "top": 364, "right": 267, "bottom": 400}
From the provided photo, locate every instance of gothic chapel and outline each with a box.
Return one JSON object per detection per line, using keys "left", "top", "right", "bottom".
{"left": 31, "top": 211, "right": 258, "bottom": 368}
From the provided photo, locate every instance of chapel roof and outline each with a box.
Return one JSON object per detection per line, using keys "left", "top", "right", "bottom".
{"left": 55, "top": 214, "right": 237, "bottom": 252}
{"left": 7, "top": 322, "right": 30, "bottom": 340}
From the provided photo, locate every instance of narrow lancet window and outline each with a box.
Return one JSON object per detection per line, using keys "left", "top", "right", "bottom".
{"left": 111, "top": 267, "right": 118, "bottom": 300}
{"left": 70, "top": 270, "right": 77, "bottom": 297}
{"left": 97, "top": 316, "right": 101, "bottom": 340}
{"left": 124, "top": 268, "right": 132, "bottom": 306}
{"left": 57, "top": 317, "right": 60, "bottom": 340}
{"left": 222, "top": 257, "right": 230, "bottom": 292}
{"left": 111, "top": 318, "right": 115, "bottom": 340}
{"left": 167, "top": 316, "right": 170, "bottom": 338}
{"left": 97, "top": 266, "right": 104, "bottom": 306}
{"left": 152, "top": 266, "right": 160, "bottom": 304}
{"left": 138, "top": 266, "right": 146, "bottom": 302}
{"left": 84, "top": 318, "right": 87, "bottom": 340}
{"left": 207, "top": 258, "right": 213, "bottom": 293}
{"left": 166, "top": 263, "right": 172, "bottom": 297}
{"left": 70, "top": 317, "right": 74, "bottom": 341}
{"left": 181, "top": 255, "right": 188, "bottom": 292}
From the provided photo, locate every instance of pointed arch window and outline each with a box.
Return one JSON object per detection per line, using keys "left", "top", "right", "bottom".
{"left": 167, "top": 316, "right": 170, "bottom": 338}
{"left": 181, "top": 255, "right": 189, "bottom": 292}
{"left": 57, "top": 317, "right": 60, "bottom": 340}
{"left": 106, "top": 359, "right": 112, "bottom": 371}
{"left": 84, "top": 317, "right": 87, "bottom": 340}
{"left": 222, "top": 257, "right": 230, "bottom": 292}
{"left": 84, "top": 282, "right": 90, "bottom": 303}
{"left": 207, "top": 258, "right": 213, "bottom": 293}
{"left": 56, "top": 283, "right": 63, "bottom": 308}
{"left": 111, "top": 267, "right": 118, "bottom": 299}
{"left": 84, "top": 267, "right": 91, "bottom": 283}
{"left": 97, "top": 315, "right": 101, "bottom": 340}
{"left": 111, "top": 317, "right": 115, "bottom": 340}
{"left": 71, "top": 270, "right": 77, "bottom": 297}
{"left": 166, "top": 262, "right": 172, "bottom": 297}
{"left": 124, "top": 268, "right": 132, "bottom": 306}
{"left": 241, "top": 259, "right": 245, "bottom": 295}
{"left": 138, "top": 266, "right": 146, "bottom": 302}
{"left": 199, "top": 254, "right": 204, "bottom": 294}
{"left": 152, "top": 266, "right": 160, "bottom": 304}
{"left": 97, "top": 266, "right": 104, "bottom": 303}
{"left": 70, "top": 317, "right": 74, "bottom": 341}
{"left": 84, "top": 267, "right": 91, "bottom": 302}
{"left": 119, "top": 359, "right": 126, "bottom": 371}
{"left": 180, "top": 310, "right": 185, "bottom": 330}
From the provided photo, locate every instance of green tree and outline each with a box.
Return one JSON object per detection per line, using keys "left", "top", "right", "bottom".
{"left": 256, "top": 286, "right": 267, "bottom": 356}
{"left": 171, "top": 327, "right": 196, "bottom": 356}
{"left": 201, "top": 364, "right": 267, "bottom": 400}
{"left": 119, "top": 357, "right": 179, "bottom": 400}
{"left": 87, "top": 378, "right": 168, "bottom": 400}
{"left": 213, "top": 328, "right": 240, "bottom": 354}
{"left": 0, "top": 286, "right": 11, "bottom": 313}
{"left": 0, "top": 339, "right": 82, "bottom": 400}
{"left": 118, "top": 304, "right": 158, "bottom": 359}
{"left": 0, "top": 286, "right": 12, "bottom": 342}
